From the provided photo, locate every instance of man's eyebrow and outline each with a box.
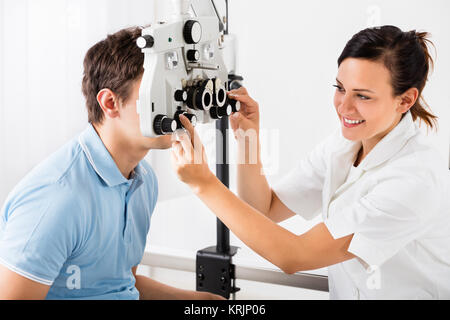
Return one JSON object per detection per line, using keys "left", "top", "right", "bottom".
{"left": 335, "top": 78, "right": 375, "bottom": 93}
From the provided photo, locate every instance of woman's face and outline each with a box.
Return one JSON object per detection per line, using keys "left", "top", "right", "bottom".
{"left": 334, "top": 58, "right": 404, "bottom": 146}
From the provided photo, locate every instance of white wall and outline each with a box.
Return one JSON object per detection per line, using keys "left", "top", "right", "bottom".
{"left": 0, "top": 0, "right": 158, "bottom": 204}
{"left": 0, "top": 0, "right": 449, "bottom": 299}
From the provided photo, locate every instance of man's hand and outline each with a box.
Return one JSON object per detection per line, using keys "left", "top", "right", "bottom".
{"left": 189, "top": 290, "right": 226, "bottom": 300}
{"left": 134, "top": 269, "right": 226, "bottom": 300}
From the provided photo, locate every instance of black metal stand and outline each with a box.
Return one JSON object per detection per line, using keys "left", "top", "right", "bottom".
{"left": 195, "top": 115, "right": 240, "bottom": 299}
{"left": 215, "top": 115, "right": 231, "bottom": 254}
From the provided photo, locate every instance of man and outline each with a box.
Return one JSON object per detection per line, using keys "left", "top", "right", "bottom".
{"left": 0, "top": 26, "right": 221, "bottom": 300}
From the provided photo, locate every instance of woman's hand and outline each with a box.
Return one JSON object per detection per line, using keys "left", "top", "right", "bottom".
{"left": 228, "top": 87, "right": 260, "bottom": 138}
{"left": 171, "top": 115, "right": 215, "bottom": 193}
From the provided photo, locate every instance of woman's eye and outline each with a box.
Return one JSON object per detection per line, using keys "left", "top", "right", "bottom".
{"left": 333, "top": 85, "right": 370, "bottom": 100}
{"left": 357, "top": 94, "right": 370, "bottom": 100}
{"left": 333, "top": 85, "right": 344, "bottom": 92}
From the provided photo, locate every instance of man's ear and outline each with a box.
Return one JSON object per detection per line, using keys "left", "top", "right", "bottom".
{"left": 396, "top": 87, "right": 419, "bottom": 114}
{"left": 97, "top": 89, "right": 120, "bottom": 119}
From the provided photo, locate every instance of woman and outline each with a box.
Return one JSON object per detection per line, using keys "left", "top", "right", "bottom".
{"left": 171, "top": 26, "right": 450, "bottom": 299}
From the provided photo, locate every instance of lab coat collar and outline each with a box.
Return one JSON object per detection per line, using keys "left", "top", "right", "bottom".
{"left": 323, "top": 111, "right": 417, "bottom": 214}
{"left": 324, "top": 134, "right": 361, "bottom": 214}
{"left": 358, "top": 111, "right": 417, "bottom": 171}
{"left": 78, "top": 123, "right": 148, "bottom": 187}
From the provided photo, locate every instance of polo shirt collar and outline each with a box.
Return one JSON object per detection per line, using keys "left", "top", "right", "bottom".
{"left": 358, "top": 111, "right": 417, "bottom": 171}
{"left": 78, "top": 124, "right": 146, "bottom": 187}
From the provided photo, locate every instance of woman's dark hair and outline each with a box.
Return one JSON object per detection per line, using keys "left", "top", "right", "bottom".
{"left": 338, "top": 25, "right": 437, "bottom": 129}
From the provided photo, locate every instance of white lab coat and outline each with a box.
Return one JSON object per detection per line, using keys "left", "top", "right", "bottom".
{"left": 273, "top": 112, "right": 450, "bottom": 299}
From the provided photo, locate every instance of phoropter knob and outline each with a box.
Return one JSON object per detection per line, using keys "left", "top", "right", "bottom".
{"left": 153, "top": 115, "right": 177, "bottom": 135}
{"left": 194, "top": 86, "right": 213, "bottom": 111}
{"left": 210, "top": 105, "right": 232, "bottom": 119}
{"left": 228, "top": 74, "right": 244, "bottom": 90}
{"left": 174, "top": 111, "right": 197, "bottom": 129}
{"left": 213, "top": 78, "right": 227, "bottom": 108}
{"left": 186, "top": 80, "right": 214, "bottom": 111}
{"left": 186, "top": 87, "right": 196, "bottom": 110}
{"left": 183, "top": 20, "right": 202, "bottom": 44}
{"left": 136, "top": 35, "right": 154, "bottom": 49}
{"left": 174, "top": 90, "right": 188, "bottom": 102}
{"left": 186, "top": 49, "right": 200, "bottom": 62}
{"left": 228, "top": 98, "right": 241, "bottom": 113}
{"left": 182, "top": 113, "right": 197, "bottom": 127}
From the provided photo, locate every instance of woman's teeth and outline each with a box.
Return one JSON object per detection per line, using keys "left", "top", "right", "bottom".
{"left": 344, "top": 118, "right": 365, "bottom": 124}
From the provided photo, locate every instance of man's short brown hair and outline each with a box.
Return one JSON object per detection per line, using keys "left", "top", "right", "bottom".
{"left": 82, "top": 26, "right": 145, "bottom": 124}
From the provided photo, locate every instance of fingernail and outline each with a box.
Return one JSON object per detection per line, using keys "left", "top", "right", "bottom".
{"left": 233, "top": 112, "right": 240, "bottom": 118}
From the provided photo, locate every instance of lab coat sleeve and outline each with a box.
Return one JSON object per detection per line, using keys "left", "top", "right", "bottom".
{"left": 272, "top": 132, "right": 336, "bottom": 220}
{"left": 324, "top": 161, "right": 440, "bottom": 269}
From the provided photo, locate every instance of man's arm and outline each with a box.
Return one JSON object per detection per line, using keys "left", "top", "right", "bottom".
{"left": 132, "top": 267, "right": 224, "bottom": 300}
{"left": 0, "top": 264, "right": 50, "bottom": 299}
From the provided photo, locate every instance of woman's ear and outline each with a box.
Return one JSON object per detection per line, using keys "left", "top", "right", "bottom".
{"left": 396, "top": 87, "right": 419, "bottom": 114}
{"left": 97, "top": 89, "right": 120, "bottom": 119}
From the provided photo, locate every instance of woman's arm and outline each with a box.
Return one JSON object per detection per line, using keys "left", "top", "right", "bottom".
{"left": 172, "top": 115, "right": 355, "bottom": 274}
{"left": 235, "top": 131, "right": 296, "bottom": 223}
{"left": 195, "top": 175, "right": 355, "bottom": 273}
{"left": 229, "top": 88, "right": 295, "bottom": 223}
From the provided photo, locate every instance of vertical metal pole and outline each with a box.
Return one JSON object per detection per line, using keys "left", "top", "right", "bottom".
{"left": 213, "top": 0, "right": 232, "bottom": 256}
{"left": 225, "top": 0, "right": 229, "bottom": 35}
{"left": 215, "top": 116, "right": 230, "bottom": 254}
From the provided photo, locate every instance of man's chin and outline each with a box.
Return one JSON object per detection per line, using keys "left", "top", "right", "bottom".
{"left": 143, "top": 135, "right": 173, "bottom": 150}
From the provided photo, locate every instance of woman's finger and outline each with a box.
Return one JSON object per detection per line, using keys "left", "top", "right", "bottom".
{"left": 171, "top": 145, "right": 183, "bottom": 171}
{"left": 227, "top": 93, "right": 257, "bottom": 111}
{"left": 228, "top": 86, "right": 248, "bottom": 96}
{"left": 179, "top": 115, "right": 196, "bottom": 144}
{"left": 179, "top": 114, "right": 204, "bottom": 161}
{"left": 172, "top": 141, "right": 185, "bottom": 161}
{"left": 229, "top": 112, "right": 239, "bottom": 133}
{"left": 177, "top": 131, "right": 195, "bottom": 163}
{"left": 170, "top": 148, "right": 180, "bottom": 164}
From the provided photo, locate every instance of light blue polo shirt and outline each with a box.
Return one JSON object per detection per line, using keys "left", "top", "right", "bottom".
{"left": 0, "top": 124, "right": 158, "bottom": 299}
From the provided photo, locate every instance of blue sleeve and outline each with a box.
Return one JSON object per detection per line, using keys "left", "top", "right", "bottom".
{"left": 0, "top": 184, "right": 83, "bottom": 285}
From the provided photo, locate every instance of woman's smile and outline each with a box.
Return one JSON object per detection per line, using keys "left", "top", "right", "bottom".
{"left": 341, "top": 116, "right": 366, "bottom": 128}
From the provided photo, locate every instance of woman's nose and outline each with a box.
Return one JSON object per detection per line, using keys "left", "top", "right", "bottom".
{"left": 337, "top": 95, "right": 355, "bottom": 115}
